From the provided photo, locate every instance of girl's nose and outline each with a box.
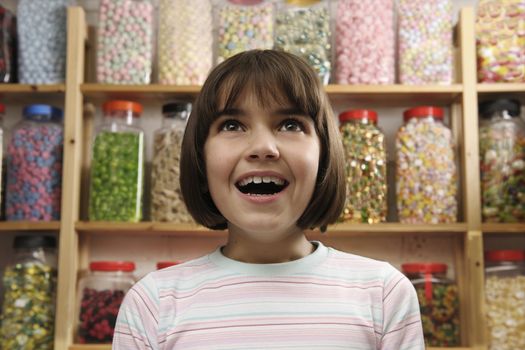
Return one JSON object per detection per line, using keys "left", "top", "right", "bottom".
{"left": 247, "top": 129, "right": 280, "bottom": 160}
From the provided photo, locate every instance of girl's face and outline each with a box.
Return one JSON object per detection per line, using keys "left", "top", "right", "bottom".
{"left": 204, "top": 90, "right": 321, "bottom": 242}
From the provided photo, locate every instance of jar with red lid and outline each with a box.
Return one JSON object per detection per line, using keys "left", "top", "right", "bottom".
{"left": 484, "top": 250, "right": 525, "bottom": 350}
{"left": 88, "top": 101, "right": 145, "bottom": 222}
{"left": 396, "top": 106, "right": 458, "bottom": 223}
{"left": 76, "top": 261, "right": 136, "bottom": 344}
{"left": 402, "top": 262, "right": 460, "bottom": 347}
{"left": 156, "top": 261, "right": 183, "bottom": 270}
{"left": 338, "top": 109, "right": 387, "bottom": 223}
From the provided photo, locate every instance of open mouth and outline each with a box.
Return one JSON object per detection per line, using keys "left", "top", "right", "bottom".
{"left": 235, "top": 176, "right": 289, "bottom": 196}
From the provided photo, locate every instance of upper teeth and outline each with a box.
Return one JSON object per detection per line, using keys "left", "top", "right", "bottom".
{"left": 238, "top": 176, "right": 285, "bottom": 187}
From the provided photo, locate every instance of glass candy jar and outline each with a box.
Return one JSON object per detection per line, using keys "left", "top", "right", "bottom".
{"left": 0, "top": 235, "right": 58, "bottom": 350}
{"left": 335, "top": 0, "right": 394, "bottom": 85}
{"left": 476, "top": 0, "right": 525, "bottom": 82}
{"left": 96, "top": 0, "right": 154, "bottom": 84}
{"left": 484, "top": 250, "right": 525, "bottom": 350}
{"left": 479, "top": 99, "right": 525, "bottom": 222}
{"left": 396, "top": 106, "right": 457, "bottom": 223}
{"left": 214, "top": 0, "right": 274, "bottom": 64}
{"left": 76, "top": 261, "right": 136, "bottom": 343}
{"left": 151, "top": 102, "right": 193, "bottom": 223}
{"left": 275, "top": 0, "right": 331, "bottom": 84}
{"left": 89, "top": 101, "right": 145, "bottom": 222}
{"left": 6, "top": 105, "right": 64, "bottom": 221}
{"left": 338, "top": 109, "right": 387, "bottom": 223}
{"left": 402, "top": 262, "right": 460, "bottom": 347}
{"left": 157, "top": 0, "right": 213, "bottom": 85}
{"left": 397, "top": 0, "right": 453, "bottom": 84}
{"left": 17, "top": 0, "right": 72, "bottom": 84}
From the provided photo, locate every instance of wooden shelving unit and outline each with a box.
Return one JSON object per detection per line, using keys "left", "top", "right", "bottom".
{"left": 0, "top": 5, "right": 516, "bottom": 350}
{"left": 0, "top": 221, "right": 61, "bottom": 231}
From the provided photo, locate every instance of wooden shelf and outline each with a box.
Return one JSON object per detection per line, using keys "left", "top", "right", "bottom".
{"left": 482, "top": 223, "right": 525, "bottom": 234}
{"left": 0, "top": 221, "right": 61, "bottom": 231}
{"left": 80, "top": 83, "right": 463, "bottom": 106}
{"left": 0, "top": 84, "right": 65, "bottom": 94}
{"left": 75, "top": 221, "right": 467, "bottom": 237}
{"left": 477, "top": 82, "right": 525, "bottom": 93}
{"left": 81, "top": 83, "right": 201, "bottom": 100}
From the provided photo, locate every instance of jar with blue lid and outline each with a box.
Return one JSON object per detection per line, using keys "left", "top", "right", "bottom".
{"left": 17, "top": 0, "right": 74, "bottom": 84}
{"left": 214, "top": 0, "right": 274, "bottom": 64}
{"left": 5, "top": 105, "right": 64, "bottom": 221}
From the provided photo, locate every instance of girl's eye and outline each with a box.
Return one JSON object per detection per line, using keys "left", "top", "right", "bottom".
{"left": 220, "top": 119, "right": 244, "bottom": 132}
{"left": 279, "top": 118, "right": 305, "bottom": 132}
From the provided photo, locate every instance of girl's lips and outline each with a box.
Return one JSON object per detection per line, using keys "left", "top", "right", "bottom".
{"left": 236, "top": 185, "right": 288, "bottom": 204}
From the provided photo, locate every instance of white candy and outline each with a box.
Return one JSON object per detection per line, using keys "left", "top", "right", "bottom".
{"left": 17, "top": 0, "right": 71, "bottom": 84}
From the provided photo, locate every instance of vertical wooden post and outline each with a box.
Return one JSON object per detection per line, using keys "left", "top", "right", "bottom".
{"left": 459, "top": 7, "right": 487, "bottom": 349}
{"left": 54, "top": 7, "right": 86, "bottom": 350}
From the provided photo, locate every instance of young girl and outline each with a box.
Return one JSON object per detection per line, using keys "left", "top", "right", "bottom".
{"left": 113, "top": 50, "right": 424, "bottom": 350}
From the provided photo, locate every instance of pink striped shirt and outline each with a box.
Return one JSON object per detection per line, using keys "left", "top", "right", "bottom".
{"left": 113, "top": 241, "right": 424, "bottom": 349}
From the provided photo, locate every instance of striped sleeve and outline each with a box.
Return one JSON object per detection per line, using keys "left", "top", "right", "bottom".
{"left": 380, "top": 266, "right": 425, "bottom": 350}
{"left": 113, "top": 274, "right": 160, "bottom": 350}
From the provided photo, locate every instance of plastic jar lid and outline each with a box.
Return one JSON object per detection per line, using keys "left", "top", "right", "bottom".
{"left": 89, "top": 261, "right": 136, "bottom": 272}
{"left": 103, "top": 100, "right": 143, "bottom": 116}
{"left": 485, "top": 250, "right": 525, "bottom": 262}
{"left": 403, "top": 106, "right": 444, "bottom": 122}
{"left": 227, "top": 0, "right": 264, "bottom": 5}
{"left": 162, "top": 102, "right": 192, "bottom": 115}
{"left": 285, "top": 0, "right": 321, "bottom": 5}
{"left": 479, "top": 98, "right": 521, "bottom": 118}
{"left": 0, "top": 103, "right": 5, "bottom": 113}
{"left": 23, "top": 104, "right": 63, "bottom": 122}
{"left": 14, "top": 235, "right": 56, "bottom": 249}
{"left": 156, "top": 261, "right": 183, "bottom": 270}
{"left": 339, "top": 109, "right": 378, "bottom": 124}
{"left": 401, "top": 262, "right": 448, "bottom": 274}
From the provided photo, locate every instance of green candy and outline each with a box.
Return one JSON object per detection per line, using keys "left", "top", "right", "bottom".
{"left": 89, "top": 131, "right": 144, "bottom": 221}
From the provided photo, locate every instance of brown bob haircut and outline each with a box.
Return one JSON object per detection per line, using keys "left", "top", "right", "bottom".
{"left": 180, "top": 49, "right": 346, "bottom": 231}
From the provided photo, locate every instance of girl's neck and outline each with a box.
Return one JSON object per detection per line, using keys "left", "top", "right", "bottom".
{"left": 221, "top": 229, "right": 315, "bottom": 264}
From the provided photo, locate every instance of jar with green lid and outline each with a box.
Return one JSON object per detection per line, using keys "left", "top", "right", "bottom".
{"left": 214, "top": 0, "right": 274, "bottom": 64}
{"left": 151, "top": 102, "right": 194, "bottom": 223}
{"left": 76, "top": 261, "right": 136, "bottom": 343}
{"left": 479, "top": 99, "right": 525, "bottom": 222}
{"left": 396, "top": 106, "right": 458, "bottom": 223}
{"left": 275, "top": 0, "right": 331, "bottom": 84}
{"left": 402, "top": 262, "right": 460, "bottom": 347}
{"left": 484, "top": 250, "right": 525, "bottom": 350}
{"left": 338, "top": 109, "right": 387, "bottom": 223}
{"left": 88, "top": 100, "right": 145, "bottom": 222}
{"left": 0, "top": 235, "right": 57, "bottom": 350}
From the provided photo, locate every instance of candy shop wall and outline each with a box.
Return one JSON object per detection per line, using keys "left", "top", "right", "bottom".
{"left": 0, "top": 0, "right": 524, "bottom": 299}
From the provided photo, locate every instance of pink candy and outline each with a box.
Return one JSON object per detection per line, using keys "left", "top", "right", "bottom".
{"left": 335, "top": 0, "right": 395, "bottom": 85}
